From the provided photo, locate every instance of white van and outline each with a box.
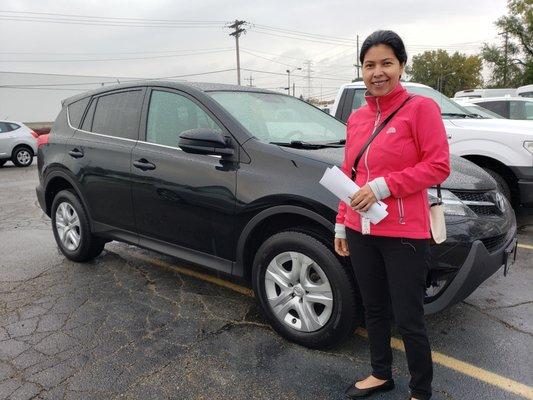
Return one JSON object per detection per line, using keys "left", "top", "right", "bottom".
{"left": 454, "top": 88, "right": 517, "bottom": 99}
{"left": 517, "top": 84, "right": 533, "bottom": 98}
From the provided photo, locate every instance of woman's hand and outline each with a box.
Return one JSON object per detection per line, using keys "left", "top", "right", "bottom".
{"left": 350, "top": 184, "right": 377, "bottom": 212}
{"left": 334, "top": 238, "right": 350, "bottom": 257}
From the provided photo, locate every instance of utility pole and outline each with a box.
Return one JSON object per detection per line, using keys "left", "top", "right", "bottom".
{"left": 246, "top": 75, "right": 254, "bottom": 87}
{"left": 292, "top": 83, "right": 295, "bottom": 97}
{"left": 305, "top": 60, "right": 312, "bottom": 101}
{"left": 503, "top": 31, "right": 509, "bottom": 87}
{"left": 355, "top": 35, "right": 360, "bottom": 80}
{"left": 228, "top": 20, "right": 246, "bottom": 86}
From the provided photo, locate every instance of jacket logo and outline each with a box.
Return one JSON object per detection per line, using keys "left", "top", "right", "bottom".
{"left": 386, "top": 127, "right": 396, "bottom": 134}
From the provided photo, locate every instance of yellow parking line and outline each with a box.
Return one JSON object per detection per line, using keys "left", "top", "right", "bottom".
{"left": 127, "top": 252, "right": 533, "bottom": 400}
{"left": 517, "top": 243, "right": 533, "bottom": 251}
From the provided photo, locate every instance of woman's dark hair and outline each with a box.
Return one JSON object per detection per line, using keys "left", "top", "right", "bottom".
{"left": 360, "top": 30, "right": 407, "bottom": 66}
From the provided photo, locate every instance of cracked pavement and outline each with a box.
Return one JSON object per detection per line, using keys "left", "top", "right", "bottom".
{"left": 0, "top": 162, "right": 532, "bottom": 400}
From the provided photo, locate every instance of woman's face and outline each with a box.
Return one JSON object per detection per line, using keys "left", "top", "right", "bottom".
{"left": 362, "top": 44, "right": 404, "bottom": 97}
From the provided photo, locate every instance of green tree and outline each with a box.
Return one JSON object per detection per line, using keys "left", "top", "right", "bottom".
{"left": 482, "top": 0, "right": 533, "bottom": 87}
{"left": 405, "top": 50, "right": 483, "bottom": 97}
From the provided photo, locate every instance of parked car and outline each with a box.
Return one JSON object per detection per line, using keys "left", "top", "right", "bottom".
{"left": 465, "top": 97, "right": 533, "bottom": 120}
{"left": 0, "top": 120, "right": 38, "bottom": 167}
{"left": 331, "top": 82, "right": 533, "bottom": 210}
{"left": 453, "top": 99, "right": 505, "bottom": 119}
{"left": 36, "top": 82, "right": 517, "bottom": 349}
{"left": 454, "top": 88, "right": 516, "bottom": 99}
{"left": 517, "top": 84, "right": 533, "bottom": 98}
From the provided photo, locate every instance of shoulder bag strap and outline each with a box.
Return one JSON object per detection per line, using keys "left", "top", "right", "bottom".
{"left": 351, "top": 95, "right": 414, "bottom": 181}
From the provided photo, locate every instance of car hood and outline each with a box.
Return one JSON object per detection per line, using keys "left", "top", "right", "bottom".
{"left": 279, "top": 147, "right": 496, "bottom": 191}
{"left": 447, "top": 118, "right": 533, "bottom": 135}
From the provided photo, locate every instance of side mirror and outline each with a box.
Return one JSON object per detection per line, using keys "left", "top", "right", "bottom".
{"left": 178, "top": 128, "right": 234, "bottom": 156}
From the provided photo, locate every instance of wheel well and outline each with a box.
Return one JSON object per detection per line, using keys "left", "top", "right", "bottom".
{"left": 241, "top": 213, "right": 348, "bottom": 281}
{"left": 12, "top": 144, "right": 34, "bottom": 157}
{"left": 45, "top": 177, "right": 74, "bottom": 216}
{"left": 462, "top": 155, "right": 519, "bottom": 204}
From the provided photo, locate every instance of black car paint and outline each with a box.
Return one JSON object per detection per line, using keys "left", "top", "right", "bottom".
{"left": 37, "top": 81, "right": 516, "bottom": 314}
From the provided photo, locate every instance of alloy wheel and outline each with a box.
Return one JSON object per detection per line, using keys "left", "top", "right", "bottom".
{"left": 55, "top": 202, "right": 81, "bottom": 251}
{"left": 16, "top": 150, "right": 31, "bottom": 166}
{"left": 264, "top": 251, "right": 333, "bottom": 332}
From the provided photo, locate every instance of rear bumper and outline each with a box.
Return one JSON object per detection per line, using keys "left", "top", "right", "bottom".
{"left": 424, "top": 223, "right": 517, "bottom": 314}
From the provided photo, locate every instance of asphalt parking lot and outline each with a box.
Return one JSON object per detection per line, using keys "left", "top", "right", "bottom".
{"left": 1, "top": 162, "right": 532, "bottom": 400}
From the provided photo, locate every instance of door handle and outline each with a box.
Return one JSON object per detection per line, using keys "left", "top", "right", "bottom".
{"left": 133, "top": 158, "right": 156, "bottom": 171}
{"left": 68, "top": 148, "right": 84, "bottom": 158}
{"left": 447, "top": 134, "right": 452, "bottom": 139}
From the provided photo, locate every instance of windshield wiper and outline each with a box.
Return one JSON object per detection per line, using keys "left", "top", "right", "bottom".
{"left": 441, "top": 112, "right": 470, "bottom": 118}
{"left": 269, "top": 140, "right": 343, "bottom": 149}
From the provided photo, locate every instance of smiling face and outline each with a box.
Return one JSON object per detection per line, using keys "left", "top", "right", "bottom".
{"left": 362, "top": 44, "right": 405, "bottom": 97}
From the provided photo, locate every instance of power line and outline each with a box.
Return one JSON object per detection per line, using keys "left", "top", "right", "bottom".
{"left": 0, "top": 47, "right": 232, "bottom": 56}
{"left": 240, "top": 68, "right": 351, "bottom": 81}
{"left": 0, "top": 49, "right": 234, "bottom": 63}
{"left": 248, "top": 29, "right": 355, "bottom": 47}
{"left": 241, "top": 49, "right": 300, "bottom": 68}
{"left": 251, "top": 24, "right": 354, "bottom": 44}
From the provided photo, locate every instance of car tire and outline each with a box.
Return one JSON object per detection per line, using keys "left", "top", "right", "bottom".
{"left": 11, "top": 146, "right": 33, "bottom": 167}
{"left": 252, "top": 230, "right": 358, "bottom": 349}
{"left": 483, "top": 168, "right": 511, "bottom": 201}
{"left": 51, "top": 189, "right": 105, "bottom": 262}
{"left": 0, "top": 159, "right": 7, "bottom": 167}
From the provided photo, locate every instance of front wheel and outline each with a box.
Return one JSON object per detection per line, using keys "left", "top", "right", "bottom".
{"left": 51, "top": 190, "right": 105, "bottom": 262}
{"left": 252, "top": 231, "right": 358, "bottom": 349}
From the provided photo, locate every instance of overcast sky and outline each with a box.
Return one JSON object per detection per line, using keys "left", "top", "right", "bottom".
{"left": 0, "top": 0, "right": 508, "bottom": 105}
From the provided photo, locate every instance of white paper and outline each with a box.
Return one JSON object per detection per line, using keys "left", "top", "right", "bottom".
{"left": 319, "top": 166, "right": 388, "bottom": 224}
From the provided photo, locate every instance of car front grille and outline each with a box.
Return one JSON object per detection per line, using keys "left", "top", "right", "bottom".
{"left": 449, "top": 190, "right": 502, "bottom": 216}
{"left": 480, "top": 234, "right": 508, "bottom": 253}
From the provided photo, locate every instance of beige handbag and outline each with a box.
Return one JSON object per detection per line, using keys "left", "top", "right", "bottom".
{"left": 430, "top": 185, "right": 446, "bottom": 244}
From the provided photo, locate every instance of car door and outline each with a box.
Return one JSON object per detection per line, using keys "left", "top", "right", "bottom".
{"left": 130, "top": 88, "right": 237, "bottom": 269}
{"left": 65, "top": 88, "right": 145, "bottom": 235}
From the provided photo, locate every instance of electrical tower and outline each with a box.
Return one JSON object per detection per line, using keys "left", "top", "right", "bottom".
{"left": 246, "top": 75, "right": 254, "bottom": 87}
{"left": 228, "top": 20, "right": 246, "bottom": 86}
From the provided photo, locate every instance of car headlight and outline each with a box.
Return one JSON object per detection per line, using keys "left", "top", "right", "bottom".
{"left": 524, "top": 141, "right": 533, "bottom": 155}
{"left": 427, "top": 188, "right": 476, "bottom": 217}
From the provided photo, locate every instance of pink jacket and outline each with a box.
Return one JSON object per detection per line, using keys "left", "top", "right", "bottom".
{"left": 336, "top": 83, "right": 450, "bottom": 239}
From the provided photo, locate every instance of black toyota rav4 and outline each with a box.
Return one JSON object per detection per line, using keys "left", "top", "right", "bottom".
{"left": 36, "top": 81, "right": 517, "bottom": 349}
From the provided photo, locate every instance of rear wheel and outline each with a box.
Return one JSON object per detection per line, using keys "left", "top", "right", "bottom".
{"left": 12, "top": 146, "right": 33, "bottom": 167}
{"left": 51, "top": 190, "right": 105, "bottom": 262}
{"left": 483, "top": 168, "right": 511, "bottom": 201}
{"left": 252, "top": 230, "right": 358, "bottom": 349}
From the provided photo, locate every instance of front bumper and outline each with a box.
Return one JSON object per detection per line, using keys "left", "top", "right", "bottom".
{"left": 510, "top": 166, "right": 533, "bottom": 207}
{"left": 424, "top": 224, "right": 518, "bottom": 314}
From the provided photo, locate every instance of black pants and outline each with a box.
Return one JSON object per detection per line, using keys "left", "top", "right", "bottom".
{"left": 346, "top": 228, "right": 433, "bottom": 400}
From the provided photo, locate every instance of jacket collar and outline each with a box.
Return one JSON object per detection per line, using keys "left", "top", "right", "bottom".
{"left": 365, "top": 83, "right": 409, "bottom": 113}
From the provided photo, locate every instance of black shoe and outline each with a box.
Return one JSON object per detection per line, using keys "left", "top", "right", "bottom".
{"left": 344, "top": 379, "right": 395, "bottom": 398}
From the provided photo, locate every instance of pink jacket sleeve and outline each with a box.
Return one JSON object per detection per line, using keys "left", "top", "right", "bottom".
{"left": 384, "top": 98, "right": 450, "bottom": 198}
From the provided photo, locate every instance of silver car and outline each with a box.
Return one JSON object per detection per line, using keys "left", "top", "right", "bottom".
{"left": 0, "top": 120, "right": 38, "bottom": 167}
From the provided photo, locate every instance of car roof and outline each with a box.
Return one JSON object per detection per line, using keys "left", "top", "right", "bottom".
{"left": 62, "top": 80, "right": 279, "bottom": 106}
{"left": 339, "top": 81, "right": 430, "bottom": 89}
{"left": 468, "top": 96, "right": 533, "bottom": 102}
{"left": 0, "top": 120, "right": 23, "bottom": 125}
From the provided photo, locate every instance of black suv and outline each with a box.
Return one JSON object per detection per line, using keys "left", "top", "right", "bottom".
{"left": 36, "top": 81, "right": 517, "bottom": 349}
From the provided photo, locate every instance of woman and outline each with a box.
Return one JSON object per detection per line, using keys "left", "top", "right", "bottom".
{"left": 334, "top": 30, "right": 450, "bottom": 400}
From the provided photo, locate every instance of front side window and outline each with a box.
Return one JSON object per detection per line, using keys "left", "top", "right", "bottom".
{"left": 91, "top": 90, "right": 143, "bottom": 140}
{"left": 209, "top": 91, "right": 346, "bottom": 143}
{"left": 146, "top": 90, "right": 220, "bottom": 147}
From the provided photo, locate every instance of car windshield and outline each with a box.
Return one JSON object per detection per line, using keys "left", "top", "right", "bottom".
{"left": 209, "top": 91, "right": 346, "bottom": 143}
{"left": 404, "top": 86, "right": 475, "bottom": 119}
{"left": 463, "top": 104, "right": 505, "bottom": 119}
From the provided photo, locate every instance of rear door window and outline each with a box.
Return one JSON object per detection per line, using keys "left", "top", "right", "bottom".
{"left": 80, "top": 99, "right": 96, "bottom": 131}
{"left": 68, "top": 97, "right": 90, "bottom": 129}
{"left": 91, "top": 90, "right": 143, "bottom": 140}
{"left": 509, "top": 101, "right": 526, "bottom": 119}
{"left": 146, "top": 89, "right": 221, "bottom": 147}
{"left": 0, "top": 122, "right": 12, "bottom": 133}
{"left": 8, "top": 123, "right": 20, "bottom": 130}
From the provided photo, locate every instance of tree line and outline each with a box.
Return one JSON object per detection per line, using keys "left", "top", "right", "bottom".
{"left": 404, "top": 0, "right": 531, "bottom": 97}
